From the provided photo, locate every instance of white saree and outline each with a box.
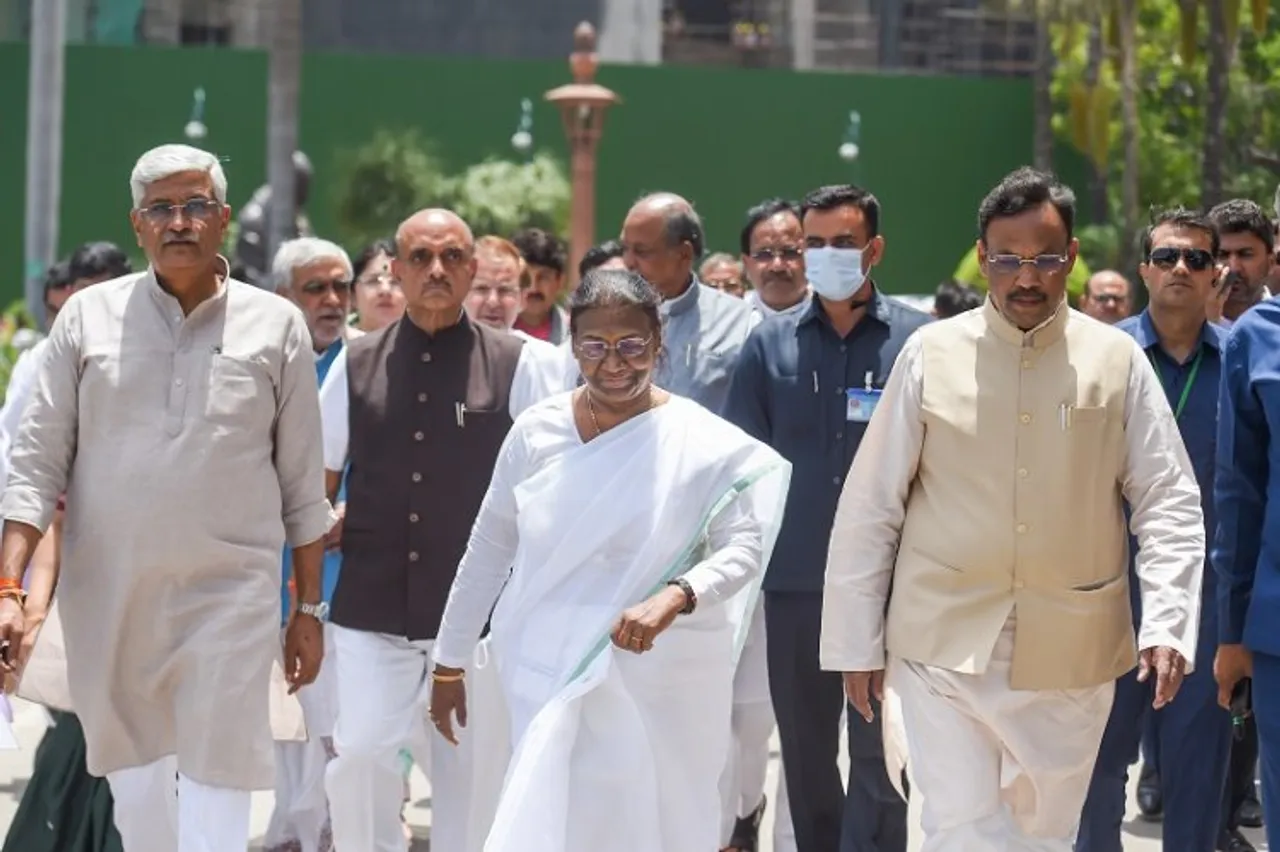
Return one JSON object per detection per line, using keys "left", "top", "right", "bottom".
{"left": 434, "top": 393, "right": 790, "bottom": 852}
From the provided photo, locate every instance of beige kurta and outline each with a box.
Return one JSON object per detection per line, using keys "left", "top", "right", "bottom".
{"left": 1, "top": 269, "right": 332, "bottom": 789}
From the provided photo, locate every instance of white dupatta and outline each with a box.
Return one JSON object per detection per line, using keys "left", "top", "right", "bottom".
{"left": 481, "top": 398, "right": 790, "bottom": 852}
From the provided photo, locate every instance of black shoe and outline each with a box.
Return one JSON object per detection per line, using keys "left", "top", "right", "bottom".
{"left": 722, "top": 796, "right": 766, "bottom": 852}
{"left": 1217, "top": 828, "right": 1257, "bottom": 852}
{"left": 1236, "top": 794, "right": 1263, "bottom": 829}
{"left": 1136, "top": 764, "right": 1163, "bottom": 820}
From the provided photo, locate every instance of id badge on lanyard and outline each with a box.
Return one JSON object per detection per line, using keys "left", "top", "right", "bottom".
{"left": 846, "top": 371, "right": 882, "bottom": 423}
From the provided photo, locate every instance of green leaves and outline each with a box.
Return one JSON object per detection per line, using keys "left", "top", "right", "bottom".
{"left": 331, "top": 129, "right": 570, "bottom": 250}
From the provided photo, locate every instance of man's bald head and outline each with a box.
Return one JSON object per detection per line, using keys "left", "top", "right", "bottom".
{"left": 392, "top": 208, "right": 478, "bottom": 320}
{"left": 396, "top": 208, "right": 474, "bottom": 252}
{"left": 621, "top": 192, "right": 705, "bottom": 298}
{"left": 1080, "top": 269, "right": 1132, "bottom": 324}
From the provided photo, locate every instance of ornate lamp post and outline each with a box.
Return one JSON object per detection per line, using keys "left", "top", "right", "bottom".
{"left": 545, "top": 22, "right": 622, "bottom": 287}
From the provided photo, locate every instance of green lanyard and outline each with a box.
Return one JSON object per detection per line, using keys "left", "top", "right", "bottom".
{"left": 1147, "top": 347, "right": 1204, "bottom": 421}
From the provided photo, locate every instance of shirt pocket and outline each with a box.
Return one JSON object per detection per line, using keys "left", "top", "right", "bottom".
{"left": 204, "top": 354, "right": 274, "bottom": 430}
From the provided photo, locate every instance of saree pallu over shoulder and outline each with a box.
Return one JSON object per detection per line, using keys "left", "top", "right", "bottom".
{"left": 483, "top": 397, "right": 790, "bottom": 852}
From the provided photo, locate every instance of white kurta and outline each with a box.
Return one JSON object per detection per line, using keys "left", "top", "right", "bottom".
{"left": 1, "top": 271, "right": 333, "bottom": 788}
{"left": 433, "top": 394, "right": 791, "bottom": 852}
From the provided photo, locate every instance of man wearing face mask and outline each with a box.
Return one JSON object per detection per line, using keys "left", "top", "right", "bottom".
{"left": 724, "top": 184, "right": 930, "bottom": 852}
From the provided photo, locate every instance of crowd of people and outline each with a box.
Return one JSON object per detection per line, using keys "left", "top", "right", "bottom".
{"left": 0, "top": 141, "right": 1276, "bottom": 852}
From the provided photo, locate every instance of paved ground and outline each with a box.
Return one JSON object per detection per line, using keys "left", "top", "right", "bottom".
{"left": 0, "top": 698, "right": 1267, "bottom": 850}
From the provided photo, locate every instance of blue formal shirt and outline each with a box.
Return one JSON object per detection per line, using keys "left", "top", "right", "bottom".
{"left": 1214, "top": 298, "right": 1280, "bottom": 650}
{"left": 1118, "top": 312, "right": 1224, "bottom": 617}
{"left": 280, "top": 339, "right": 347, "bottom": 625}
{"left": 723, "top": 290, "right": 932, "bottom": 593}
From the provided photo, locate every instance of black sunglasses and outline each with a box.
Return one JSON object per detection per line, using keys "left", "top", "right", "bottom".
{"left": 1148, "top": 246, "right": 1214, "bottom": 272}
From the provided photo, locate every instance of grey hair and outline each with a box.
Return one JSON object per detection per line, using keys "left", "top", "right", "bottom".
{"left": 662, "top": 205, "right": 705, "bottom": 260}
{"left": 700, "top": 252, "right": 741, "bottom": 276}
{"left": 130, "top": 144, "right": 227, "bottom": 207}
{"left": 271, "top": 237, "right": 354, "bottom": 292}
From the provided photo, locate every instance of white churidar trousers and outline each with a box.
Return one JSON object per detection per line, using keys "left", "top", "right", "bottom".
{"left": 326, "top": 624, "right": 504, "bottom": 852}
{"left": 264, "top": 624, "right": 338, "bottom": 852}
{"left": 106, "top": 754, "right": 252, "bottom": 852}
{"left": 890, "top": 621, "right": 1114, "bottom": 851}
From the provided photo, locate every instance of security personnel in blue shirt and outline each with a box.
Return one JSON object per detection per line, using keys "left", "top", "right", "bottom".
{"left": 724, "top": 184, "right": 931, "bottom": 852}
{"left": 1214, "top": 267, "right": 1280, "bottom": 848}
{"left": 1076, "top": 209, "right": 1235, "bottom": 852}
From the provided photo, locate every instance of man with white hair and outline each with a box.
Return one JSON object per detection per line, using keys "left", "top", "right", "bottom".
{"left": 0, "top": 144, "right": 333, "bottom": 852}
{"left": 264, "top": 236, "right": 360, "bottom": 852}
{"left": 463, "top": 234, "right": 579, "bottom": 399}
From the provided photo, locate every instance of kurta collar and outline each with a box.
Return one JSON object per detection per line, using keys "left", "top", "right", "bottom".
{"left": 1134, "top": 309, "right": 1224, "bottom": 358}
{"left": 747, "top": 287, "right": 811, "bottom": 318}
{"left": 399, "top": 309, "right": 474, "bottom": 348}
{"left": 982, "top": 295, "right": 1068, "bottom": 349}
{"left": 144, "top": 254, "right": 231, "bottom": 319}
{"left": 662, "top": 275, "right": 702, "bottom": 317}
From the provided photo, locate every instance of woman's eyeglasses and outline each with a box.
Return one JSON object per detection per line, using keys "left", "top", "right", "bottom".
{"left": 575, "top": 336, "right": 653, "bottom": 361}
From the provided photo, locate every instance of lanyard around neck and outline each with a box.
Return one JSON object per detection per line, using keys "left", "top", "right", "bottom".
{"left": 1146, "top": 346, "right": 1204, "bottom": 420}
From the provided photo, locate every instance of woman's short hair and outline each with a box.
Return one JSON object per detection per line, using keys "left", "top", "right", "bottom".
{"left": 568, "top": 268, "right": 662, "bottom": 336}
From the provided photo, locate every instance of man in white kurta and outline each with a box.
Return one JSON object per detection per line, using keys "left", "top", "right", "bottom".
{"left": 0, "top": 145, "right": 333, "bottom": 852}
{"left": 820, "top": 168, "right": 1205, "bottom": 850}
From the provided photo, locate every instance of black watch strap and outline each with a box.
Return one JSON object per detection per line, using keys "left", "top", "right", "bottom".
{"left": 668, "top": 578, "right": 697, "bottom": 615}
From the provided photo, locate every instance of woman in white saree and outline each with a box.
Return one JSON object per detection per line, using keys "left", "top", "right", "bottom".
{"left": 429, "top": 268, "right": 790, "bottom": 852}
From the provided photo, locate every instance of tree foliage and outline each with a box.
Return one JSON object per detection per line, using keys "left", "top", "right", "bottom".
{"left": 331, "top": 129, "right": 571, "bottom": 251}
{"left": 1052, "top": 0, "right": 1280, "bottom": 268}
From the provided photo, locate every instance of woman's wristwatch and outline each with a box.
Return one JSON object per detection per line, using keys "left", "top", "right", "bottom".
{"left": 667, "top": 578, "right": 697, "bottom": 615}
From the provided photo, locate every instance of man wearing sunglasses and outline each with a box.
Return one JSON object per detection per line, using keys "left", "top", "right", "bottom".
{"left": 823, "top": 168, "right": 1203, "bottom": 852}
{"left": 1077, "top": 208, "right": 1238, "bottom": 852}
{"left": 0, "top": 143, "right": 333, "bottom": 852}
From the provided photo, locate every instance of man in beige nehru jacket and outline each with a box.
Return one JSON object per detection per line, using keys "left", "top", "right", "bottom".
{"left": 820, "top": 168, "right": 1205, "bottom": 851}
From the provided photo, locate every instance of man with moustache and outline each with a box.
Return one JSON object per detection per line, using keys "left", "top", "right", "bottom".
{"left": 725, "top": 184, "right": 930, "bottom": 852}
{"left": 1079, "top": 270, "right": 1134, "bottom": 324}
{"left": 319, "top": 209, "right": 542, "bottom": 852}
{"left": 1076, "top": 209, "right": 1235, "bottom": 852}
{"left": 822, "top": 168, "right": 1203, "bottom": 851}
{"left": 741, "top": 198, "right": 810, "bottom": 321}
{"left": 0, "top": 143, "right": 332, "bottom": 852}
{"left": 463, "top": 235, "right": 579, "bottom": 398}
{"left": 1210, "top": 199, "right": 1275, "bottom": 328}
{"left": 621, "top": 192, "right": 755, "bottom": 414}
{"left": 701, "top": 253, "right": 747, "bottom": 298}
{"left": 511, "top": 228, "right": 569, "bottom": 344}
{"left": 264, "top": 236, "right": 361, "bottom": 852}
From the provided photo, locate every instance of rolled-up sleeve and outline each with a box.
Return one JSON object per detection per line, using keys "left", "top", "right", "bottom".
{"left": 273, "top": 313, "right": 334, "bottom": 548}
{"left": 1, "top": 304, "right": 83, "bottom": 532}
{"left": 1213, "top": 327, "right": 1269, "bottom": 645}
{"left": 820, "top": 333, "right": 925, "bottom": 672}
{"left": 1121, "top": 340, "right": 1205, "bottom": 669}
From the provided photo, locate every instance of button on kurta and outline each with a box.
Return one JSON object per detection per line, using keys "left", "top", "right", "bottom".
{"left": 1016, "top": 523, "right": 1028, "bottom": 533}
{"left": 1020, "top": 413, "right": 1032, "bottom": 424}
{"left": 421, "top": 353, "right": 432, "bottom": 363}
{"left": 417, "top": 393, "right": 428, "bottom": 403}
{"left": 1022, "top": 359, "right": 1033, "bottom": 369}
{"left": 414, "top": 431, "right": 424, "bottom": 441}
{"left": 1018, "top": 468, "right": 1029, "bottom": 478}
{"left": 409, "top": 513, "right": 419, "bottom": 523}
{"left": 409, "top": 551, "right": 420, "bottom": 562}
{"left": 411, "top": 472, "right": 422, "bottom": 483}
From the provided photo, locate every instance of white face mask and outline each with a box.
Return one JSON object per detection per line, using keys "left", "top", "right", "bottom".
{"left": 805, "top": 247, "right": 866, "bottom": 301}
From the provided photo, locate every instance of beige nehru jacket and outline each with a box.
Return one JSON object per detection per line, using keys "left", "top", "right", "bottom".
{"left": 820, "top": 300, "right": 1204, "bottom": 690}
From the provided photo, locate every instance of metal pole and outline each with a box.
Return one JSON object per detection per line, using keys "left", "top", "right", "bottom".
{"left": 266, "top": 0, "right": 301, "bottom": 281}
{"left": 23, "top": 0, "right": 67, "bottom": 327}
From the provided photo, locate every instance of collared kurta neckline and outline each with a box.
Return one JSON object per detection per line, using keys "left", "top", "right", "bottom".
{"left": 982, "top": 295, "right": 1069, "bottom": 350}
